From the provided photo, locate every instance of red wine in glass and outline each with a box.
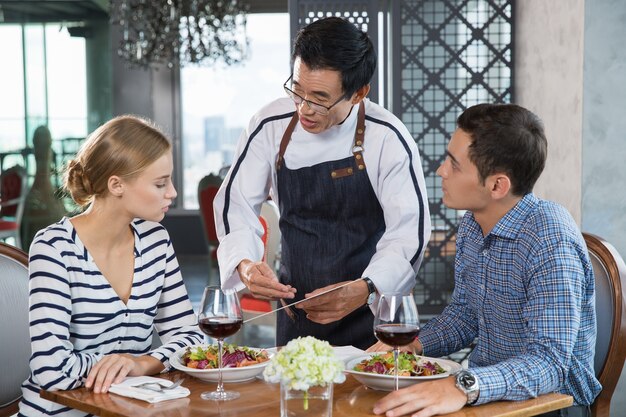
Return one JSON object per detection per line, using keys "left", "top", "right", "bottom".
{"left": 374, "top": 293, "right": 420, "bottom": 391}
{"left": 374, "top": 324, "right": 420, "bottom": 347}
{"left": 199, "top": 317, "right": 243, "bottom": 339}
{"left": 198, "top": 286, "right": 243, "bottom": 401}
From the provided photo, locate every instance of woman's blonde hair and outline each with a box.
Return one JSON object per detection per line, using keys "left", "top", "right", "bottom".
{"left": 64, "top": 115, "right": 172, "bottom": 207}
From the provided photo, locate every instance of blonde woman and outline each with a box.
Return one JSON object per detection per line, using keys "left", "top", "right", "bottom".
{"left": 19, "top": 116, "right": 202, "bottom": 417}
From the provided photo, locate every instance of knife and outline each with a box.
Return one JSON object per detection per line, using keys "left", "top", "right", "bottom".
{"left": 242, "top": 277, "right": 364, "bottom": 324}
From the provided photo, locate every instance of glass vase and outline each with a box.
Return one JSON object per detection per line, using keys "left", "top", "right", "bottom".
{"left": 280, "top": 382, "right": 333, "bottom": 417}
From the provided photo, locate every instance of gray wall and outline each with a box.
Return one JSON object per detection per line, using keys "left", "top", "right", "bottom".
{"left": 516, "top": 0, "right": 626, "bottom": 258}
{"left": 515, "top": 0, "right": 585, "bottom": 224}
{"left": 581, "top": 0, "right": 626, "bottom": 257}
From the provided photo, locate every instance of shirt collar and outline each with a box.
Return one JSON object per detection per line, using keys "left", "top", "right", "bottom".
{"left": 63, "top": 216, "right": 141, "bottom": 261}
{"left": 488, "top": 193, "right": 538, "bottom": 240}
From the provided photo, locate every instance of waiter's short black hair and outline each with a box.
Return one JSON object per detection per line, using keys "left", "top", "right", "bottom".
{"left": 292, "top": 17, "right": 376, "bottom": 97}
{"left": 457, "top": 103, "right": 547, "bottom": 196}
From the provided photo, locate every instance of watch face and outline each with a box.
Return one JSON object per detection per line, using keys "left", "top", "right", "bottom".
{"left": 459, "top": 372, "right": 476, "bottom": 388}
{"left": 367, "top": 292, "right": 376, "bottom": 305}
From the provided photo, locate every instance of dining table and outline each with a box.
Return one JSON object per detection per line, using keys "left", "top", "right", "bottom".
{"left": 41, "top": 370, "right": 573, "bottom": 417}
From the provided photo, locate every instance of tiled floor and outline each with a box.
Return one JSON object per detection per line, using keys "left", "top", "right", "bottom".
{"left": 178, "top": 255, "right": 626, "bottom": 415}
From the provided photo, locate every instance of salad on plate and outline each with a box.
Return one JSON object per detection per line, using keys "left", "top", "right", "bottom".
{"left": 181, "top": 343, "right": 270, "bottom": 370}
{"left": 353, "top": 351, "right": 447, "bottom": 376}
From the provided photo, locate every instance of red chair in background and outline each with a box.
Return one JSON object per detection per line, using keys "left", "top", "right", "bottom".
{"left": 197, "top": 174, "right": 222, "bottom": 281}
{"left": 197, "top": 174, "right": 277, "bottom": 324}
{"left": 0, "top": 165, "right": 27, "bottom": 249}
{"left": 240, "top": 201, "right": 281, "bottom": 324}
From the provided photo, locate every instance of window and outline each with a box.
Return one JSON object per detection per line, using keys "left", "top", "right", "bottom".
{"left": 0, "top": 23, "right": 87, "bottom": 172}
{"left": 0, "top": 25, "right": 25, "bottom": 153}
{"left": 179, "top": 13, "right": 290, "bottom": 209}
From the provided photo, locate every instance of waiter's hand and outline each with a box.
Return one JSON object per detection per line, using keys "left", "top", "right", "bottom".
{"left": 237, "top": 259, "right": 296, "bottom": 300}
{"left": 295, "top": 279, "right": 369, "bottom": 324}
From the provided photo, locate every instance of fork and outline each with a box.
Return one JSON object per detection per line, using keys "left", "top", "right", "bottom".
{"left": 135, "top": 378, "right": 184, "bottom": 393}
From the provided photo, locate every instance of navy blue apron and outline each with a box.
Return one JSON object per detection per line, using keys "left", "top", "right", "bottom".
{"left": 275, "top": 102, "right": 385, "bottom": 349}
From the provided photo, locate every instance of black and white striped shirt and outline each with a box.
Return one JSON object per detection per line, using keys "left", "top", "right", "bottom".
{"left": 19, "top": 217, "right": 202, "bottom": 417}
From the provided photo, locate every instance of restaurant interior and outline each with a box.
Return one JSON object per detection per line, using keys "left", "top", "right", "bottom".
{"left": 0, "top": 0, "right": 625, "bottom": 416}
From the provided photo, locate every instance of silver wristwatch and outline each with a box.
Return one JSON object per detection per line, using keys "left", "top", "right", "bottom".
{"left": 363, "top": 277, "right": 376, "bottom": 305}
{"left": 455, "top": 370, "right": 480, "bottom": 405}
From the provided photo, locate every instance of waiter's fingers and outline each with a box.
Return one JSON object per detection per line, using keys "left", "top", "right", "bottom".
{"left": 240, "top": 260, "right": 296, "bottom": 300}
{"left": 295, "top": 281, "right": 351, "bottom": 309}
{"left": 255, "top": 261, "right": 277, "bottom": 278}
{"left": 248, "top": 274, "right": 296, "bottom": 300}
{"left": 306, "top": 308, "right": 350, "bottom": 324}
{"left": 248, "top": 280, "right": 295, "bottom": 300}
{"left": 297, "top": 297, "right": 334, "bottom": 311}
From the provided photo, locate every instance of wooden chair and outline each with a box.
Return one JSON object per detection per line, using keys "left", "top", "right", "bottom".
{"left": 583, "top": 233, "right": 626, "bottom": 417}
{"left": 0, "top": 243, "right": 29, "bottom": 416}
{"left": 0, "top": 165, "right": 27, "bottom": 249}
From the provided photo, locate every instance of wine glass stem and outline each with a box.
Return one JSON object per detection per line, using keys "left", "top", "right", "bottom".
{"left": 393, "top": 347, "right": 399, "bottom": 391}
{"left": 217, "top": 338, "right": 225, "bottom": 396}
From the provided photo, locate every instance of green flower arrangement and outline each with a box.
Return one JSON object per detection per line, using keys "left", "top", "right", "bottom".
{"left": 264, "top": 336, "right": 345, "bottom": 410}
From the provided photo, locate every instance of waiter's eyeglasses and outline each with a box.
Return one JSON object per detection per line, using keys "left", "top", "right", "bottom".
{"left": 283, "top": 75, "right": 347, "bottom": 116}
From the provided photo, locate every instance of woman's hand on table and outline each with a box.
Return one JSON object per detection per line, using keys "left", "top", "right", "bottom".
{"left": 237, "top": 259, "right": 296, "bottom": 300}
{"left": 373, "top": 376, "right": 466, "bottom": 417}
{"left": 85, "top": 354, "right": 163, "bottom": 394}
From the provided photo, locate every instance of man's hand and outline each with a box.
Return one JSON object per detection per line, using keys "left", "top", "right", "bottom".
{"left": 372, "top": 376, "right": 467, "bottom": 417}
{"left": 237, "top": 259, "right": 296, "bottom": 300}
{"left": 295, "top": 279, "right": 368, "bottom": 324}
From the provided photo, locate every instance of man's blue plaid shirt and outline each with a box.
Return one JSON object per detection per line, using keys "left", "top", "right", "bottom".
{"left": 419, "top": 193, "right": 601, "bottom": 405}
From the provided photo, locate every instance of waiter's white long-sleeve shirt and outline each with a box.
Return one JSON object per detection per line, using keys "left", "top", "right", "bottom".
{"left": 214, "top": 98, "right": 431, "bottom": 306}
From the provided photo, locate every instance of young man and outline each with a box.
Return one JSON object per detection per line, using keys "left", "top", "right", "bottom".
{"left": 213, "top": 17, "right": 430, "bottom": 349}
{"left": 370, "top": 104, "right": 601, "bottom": 417}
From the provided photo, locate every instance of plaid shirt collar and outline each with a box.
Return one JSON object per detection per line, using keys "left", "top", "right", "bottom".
{"left": 467, "top": 193, "right": 539, "bottom": 242}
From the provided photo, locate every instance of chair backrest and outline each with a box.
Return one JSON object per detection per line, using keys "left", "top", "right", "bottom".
{"left": 0, "top": 165, "right": 27, "bottom": 223}
{"left": 583, "top": 233, "right": 626, "bottom": 417}
{"left": 197, "top": 174, "right": 223, "bottom": 246}
{"left": 0, "top": 243, "right": 29, "bottom": 416}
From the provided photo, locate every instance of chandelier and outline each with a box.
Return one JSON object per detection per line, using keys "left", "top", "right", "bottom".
{"left": 110, "top": 0, "right": 249, "bottom": 68}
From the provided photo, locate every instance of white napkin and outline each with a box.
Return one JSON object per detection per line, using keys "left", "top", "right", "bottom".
{"left": 333, "top": 345, "right": 365, "bottom": 362}
{"left": 108, "top": 376, "right": 190, "bottom": 403}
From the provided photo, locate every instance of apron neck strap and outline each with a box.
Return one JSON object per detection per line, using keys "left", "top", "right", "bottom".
{"left": 275, "top": 101, "right": 366, "bottom": 171}
{"left": 353, "top": 101, "right": 366, "bottom": 170}
{"left": 276, "top": 112, "right": 299, "bottom": 170}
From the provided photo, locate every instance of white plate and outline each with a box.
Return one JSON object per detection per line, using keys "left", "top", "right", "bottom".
{"left": 344, "top": 353, "right": 462, "bottom": 391}
{"left": 169, "top": 344, "right": 272, "bottom": 383}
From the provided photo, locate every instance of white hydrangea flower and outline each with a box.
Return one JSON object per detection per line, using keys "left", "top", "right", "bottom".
{"left": 263, "top": 336, "right": 346, "bottom": 391}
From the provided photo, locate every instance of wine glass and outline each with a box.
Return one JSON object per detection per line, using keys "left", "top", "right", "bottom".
{"left": 373, "top": 293, "right": 420, "bottom": 391}
{"left": 198, "top": 286, "right": 243, "bottom": 401}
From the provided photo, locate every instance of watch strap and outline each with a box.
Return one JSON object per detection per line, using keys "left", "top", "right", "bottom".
{"left": 363, "top": 277, "right": 376, "bottom": 295}
{"left": 363, "top": 277, "right": 376, "bottom": 305}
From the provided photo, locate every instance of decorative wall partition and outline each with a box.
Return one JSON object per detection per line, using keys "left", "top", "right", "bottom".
{"left": 289, "top": 0, "right": 514, "bottom": 314}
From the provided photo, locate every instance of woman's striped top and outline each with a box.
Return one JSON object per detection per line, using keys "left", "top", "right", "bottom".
{"left": 19, "top": 217, "right": 203, "bottom": 417}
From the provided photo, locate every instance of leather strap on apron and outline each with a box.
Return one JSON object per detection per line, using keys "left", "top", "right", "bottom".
{"left": 276, "top": 102, "right": 366, "bottom": 172}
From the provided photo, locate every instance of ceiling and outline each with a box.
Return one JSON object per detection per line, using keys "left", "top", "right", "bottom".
{"left": 0, "top": 0, "right": 109, "bottom": 23}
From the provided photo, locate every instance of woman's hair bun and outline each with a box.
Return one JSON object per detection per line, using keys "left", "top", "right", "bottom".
{"left": 64, "top": 159, "right": 94, "bottom": 207}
